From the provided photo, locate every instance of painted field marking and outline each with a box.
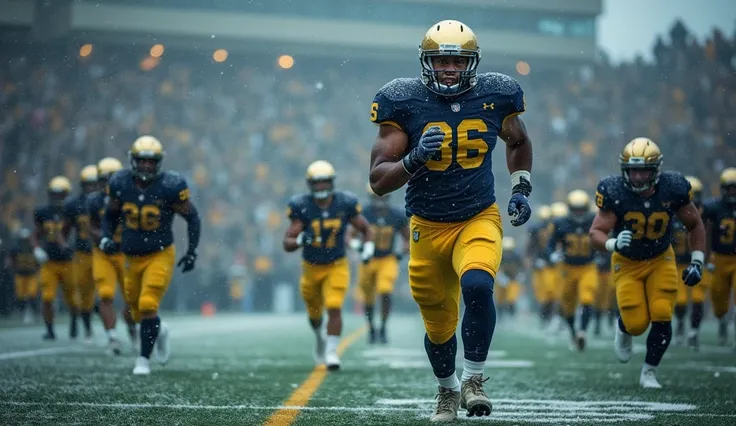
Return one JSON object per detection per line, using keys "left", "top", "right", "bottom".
{"left": 262, "top": 326, "right": 366, "bottom": 426}
{"left": 0, "top": 346, "right": 85, "bottom": 361}
{"left": 361, "top": 346, "right": 533, "bottom": 369}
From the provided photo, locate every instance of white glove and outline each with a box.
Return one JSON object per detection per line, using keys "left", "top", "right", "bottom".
{"left": 534, "top": 258, "right": 546, "bottom": 269}
{"left": 348, "top": 238, "right": 362, "bottom": 251}
{"left": 360, "top": 241, "right": 375, "bottom": 262}
{"left": 496, "top": 272, "right": 510, "bottom": 288}
{"left": 605, "top": 230, "right": 633, "bottom": 253}
{"left": 549, "top": 251, "right": 564, "bottom": 264}
{"left": 34, "top": 247, "right": 49, "bottom": 264}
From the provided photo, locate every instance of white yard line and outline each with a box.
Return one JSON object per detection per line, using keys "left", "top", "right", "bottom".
{"left": 0, "top": 346, "right": 84, "bottom": 361}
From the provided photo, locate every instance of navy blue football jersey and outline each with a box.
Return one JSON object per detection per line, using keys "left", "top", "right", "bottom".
{"left": 547, "top": 214, "right": 596, "bottom": 265}
{"left": 670, "top": 217, "right": 690, "bottom": 264}
{"left": 64, "top": 193, "right": 93, "bottom": 253}
{"left": 502, "top": 249, "right": 524, "bottom": 276}
{"left": 108, "top": 169, "right": 189, "bottom": 256}
{"left": 34, "top": 205, "right": 73, "bottom": 261}
{"left": 362, "top": 204, "right": 407, "bottom": 258}
{"left": 11, "top": 246, "right": 39, "bottom": 275}
{"left": 702, "top": 198, "right": 736, "bottom": 255}
{"left": 287, "top": 191, "right": 361, "bottom": 265}
{"left": 596, "top": 171, "right": 692, "bottom": 261}
{"left": 371, "top": 73, "right": 525, "bottom": 222}
{"left": 528, "top": 221, "right": 552, "bottom": 260}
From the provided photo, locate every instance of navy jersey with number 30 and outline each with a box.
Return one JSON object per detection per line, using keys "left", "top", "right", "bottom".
{"left": 288, "top": 191, "right": 361, "bottom": 265}
{"left": 371, "top": 73, "right": 525, "bottom": 222}
{"left": 108, "top": 169, "right": 189, "bottom": 256}
{"left": 362, "top": 204, "right": 407, "bottom": 258}
{"left": 596, "top": 172, "right": 691, "bottom": 261}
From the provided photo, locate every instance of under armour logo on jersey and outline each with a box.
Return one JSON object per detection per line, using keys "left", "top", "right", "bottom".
{"left": 413, "top": 230, "right": 420, "bottom": 242}
{"left": 483, "top": 103, "right": 495, "bottom": 110}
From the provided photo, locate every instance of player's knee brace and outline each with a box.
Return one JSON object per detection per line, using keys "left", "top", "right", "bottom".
{"left": 460, "top": 269, "right": 495, "bottom": 310}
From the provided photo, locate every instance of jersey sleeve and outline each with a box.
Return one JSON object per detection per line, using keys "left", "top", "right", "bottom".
{"left": 370, "top": 80, "right": 410, "bottom": 131}
{"left": 668, "top": 173, "right": 692, "bottom": 210}
{"left": 107, "top": 171, "right": 125, "bottom": 200}
{"left": 487, "top": 74, "right": 525, "bottom": 121}
{"left": 343, "top": 193, "right": 361, "bottom": 220}
{"left": 286, "top": 196, "right": 305, "bottom": 223}
{"left": 595, "top": 178, "right": 618, "bottom": 212}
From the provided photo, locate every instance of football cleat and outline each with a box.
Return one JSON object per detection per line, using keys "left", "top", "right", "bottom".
{"left": 325, "top": 352, "right": 341, "bottom": 371}
{"left": 639, "top": 367, "right": 662, "bottom": 389}
{"left": 430, "top": 387, "right": 461, "bottom": 422}
{"left": 154, "top": 322, "right": 170, "bottom": 365}
{"left": 614, "top": 325, "right": 632, "bottom": 363}
{"left": 133, "top": 356, "right": 151, "bottom": 376}
{"left": 460, "top": 375, "right": 492, "bottom": 417}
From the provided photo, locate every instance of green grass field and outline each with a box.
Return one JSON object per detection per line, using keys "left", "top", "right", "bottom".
{"left": 1, "top": 312, "right": 735, "bottom": 425}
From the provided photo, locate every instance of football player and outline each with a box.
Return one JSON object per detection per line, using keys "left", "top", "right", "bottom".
{"left": 672, "top": 176, "right": 708, "bottom": 349}
{"left": 10, "top": 228, "right": 40, "bottom": 324}
{"left": 526, "top": 205, "right": 556, "bottom": 326}
{"left": 593, "top": 250, "right": 616, "bottom": 337}
{"left": 34, "top": 176, "right": 75, "bottom": 340}
{"left": 547, "top": 201, "right": 569, "bottom": 332}
{"left": 496, "top": 237, "right": 524, "bottom": 321}
{"left": 88, "top": 157, "right": 137, "bottom": 355}
{"left": 283, "top": 161, "right": 375, "bottom": 371}
{"left": 590, "top": 138, "right": 705, "bottom": 389}
{"left": 702, "top": 168, "right": 736, "bottom": 347}
{"left": 368, "top": 20, "right": 533, "bottom": 421}
{"left": 349, "top": 184, "right": 409, "bottom": 345}
{"left": 546, "top": 190, "right": 597, "bottom": 351}
{"left": 63, "top": 165, "right": 99, "bottom": 343}
{"left": 100, "top": 136, "right": 201, "bottom": 375}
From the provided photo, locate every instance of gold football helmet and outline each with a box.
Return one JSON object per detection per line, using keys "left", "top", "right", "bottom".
{"left": 502, "top": 236, "right": 516, "bottom": 251}
{"left": 79, "top": 165, "right": 99, "bottom": 194}
{"left": 720, "top": 167, "right": 736, "bottom": 204}
{"left": 550, "top": 201, "right": 569, "bottom": 219}
{"left": 305, "top": 160, "right": 336, "bottom": 200}
{"left": 97, "top": 157, "right": 124, "bottom": 180}
{"left": 48, "top": 176, "right": 71, "bottom": 205}
{"left": 619, "top": 137, "right": 663, "bottom": 193}
{"left": 684, "top": 176, "right": 703, "bottom": 205}
{"left": 129, "top": 135, "right": 164, "bottom": 181}
{"left": 419, "top": 20, "right": 481, "bottom": 97}
{"left": 537, "top": 204, "right": 552, "bottom": 221}
{"left": 567, "top": 190, "right": 590, "bottom": 222}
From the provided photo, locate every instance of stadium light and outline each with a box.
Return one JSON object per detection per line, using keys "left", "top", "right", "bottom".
{"left": 213, "top": 49, "right": 228, "bottom": 63}
{"left": 140, "top": 56, "right": 160, "bottom": 72}
{"left": 150, "top": 44, "right": 165, "bottom": 58}
{"left": 79, "top": 44, "right": 93, "bottom": 58}
{"left": 278, "top": 55, "right": 294, "bottom": 69}
{"left": 516, "top": 61, "right": 531, "bottom": 76}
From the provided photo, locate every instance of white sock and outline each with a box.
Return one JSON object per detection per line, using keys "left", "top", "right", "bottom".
{"left": 461, "top": 359, "right": 486, "bottom": 382}
{"left": 436, "top": 373, "right": 461, "bottom": 392}
{"left": 326, "top": 335, "right": 340, "bottom": 354}
{"left": 106, "top": 329, "right": 117, "bottom": 341}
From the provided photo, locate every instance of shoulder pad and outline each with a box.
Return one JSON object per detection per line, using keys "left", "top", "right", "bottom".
{"left": 476, "top": 73, "right": 522, "bottom": 96}
{"left": 161, "top": 170, "right": 187, "bottom": 189}
{"left": 375, "top": 78, "right": 425, "bottom": 102}
{"left": 108, "top": 169, "right": 131, "bottom": 190}
{"left": 702, "top": 197, "right": 720, "bottom": 213}
{"left": 660, "top": 171, "right": 688, "bottom": 191}
{"left": 337, "top": 190, "right": 359, "bottom": 205}
{"left": 288, "top": 193, "right": 309, "bottom": 208}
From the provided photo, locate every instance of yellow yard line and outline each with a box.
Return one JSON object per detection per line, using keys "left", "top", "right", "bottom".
{"left": 262, "top": 326, "right": 367, "bottom": 426}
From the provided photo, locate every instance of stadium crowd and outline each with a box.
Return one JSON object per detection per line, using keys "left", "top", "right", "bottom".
{"left": 0, "top": 20, "right": 734, "bottom": 313}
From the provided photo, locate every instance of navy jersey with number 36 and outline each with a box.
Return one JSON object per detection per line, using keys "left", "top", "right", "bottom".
{"left": 596, "top": 172, "right": 691, "bottom": 261}
{"left": 288, "top": 191, "right": 361, "bottom": 265}
{"left": 371, "top": 73, "right": 525, "bottom": 222}
{"left": 108, "top": 169, "right": 189, "bottom": 256}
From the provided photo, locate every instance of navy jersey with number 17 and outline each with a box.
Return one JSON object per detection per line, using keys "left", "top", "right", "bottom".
{"left": 371, "top": 73, "right": 525, "bottom": 223}
{"left": 288, "top": 191, "right": 361, "bottom": 265}
{"left": 596, "top": 172, "right": 691, "bottom": 261}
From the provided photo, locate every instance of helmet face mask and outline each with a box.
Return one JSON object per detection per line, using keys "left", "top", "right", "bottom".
{"left": 621, "top": 165, "right": 660, "bottom": 193}
{"left": 721, "top": 168, "right": 736, "bottom": 204}
{"left": 131, "top": 155, "right": 162, "bottom": 182}
{"left": 308, "top": 178, "right": 334, "bottom": 200}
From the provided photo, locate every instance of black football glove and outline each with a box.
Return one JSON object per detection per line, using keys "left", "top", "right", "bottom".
{"left": 682, "top": 259, "right": 703, "bottom": 287}
{"left": 99, "top": 237, "right": 118, "bottom": 255}
{"left": 177, "top": 251, "right": 197, "bottom": 273}
{"left": 508, "top": 176, "right": 532, "bottom": 227}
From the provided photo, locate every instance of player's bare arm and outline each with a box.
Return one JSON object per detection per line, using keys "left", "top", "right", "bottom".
{"left": 283, "top": 218, "right": 305, "bottom": 252}
{"left": 499, "top": 115, "right": 533, "bottom": 178}
{"left": 676, "top": 202, "right": 706, "bottom": 253}
{"left": 349, "top": 214, "right": 375, "bottom": 243}
{"left": 172, "top": 200, "right": 201, "bottom": 273}
{"left": 369, "top": 124, "right": 411, "bottom": 196}
{"left": 590, "top": 210, "right": 618, "bottom": 252}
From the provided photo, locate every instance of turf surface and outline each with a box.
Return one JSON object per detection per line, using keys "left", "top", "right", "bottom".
{"left": 1, "top": 312, "right": 735, "bottom": 425}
